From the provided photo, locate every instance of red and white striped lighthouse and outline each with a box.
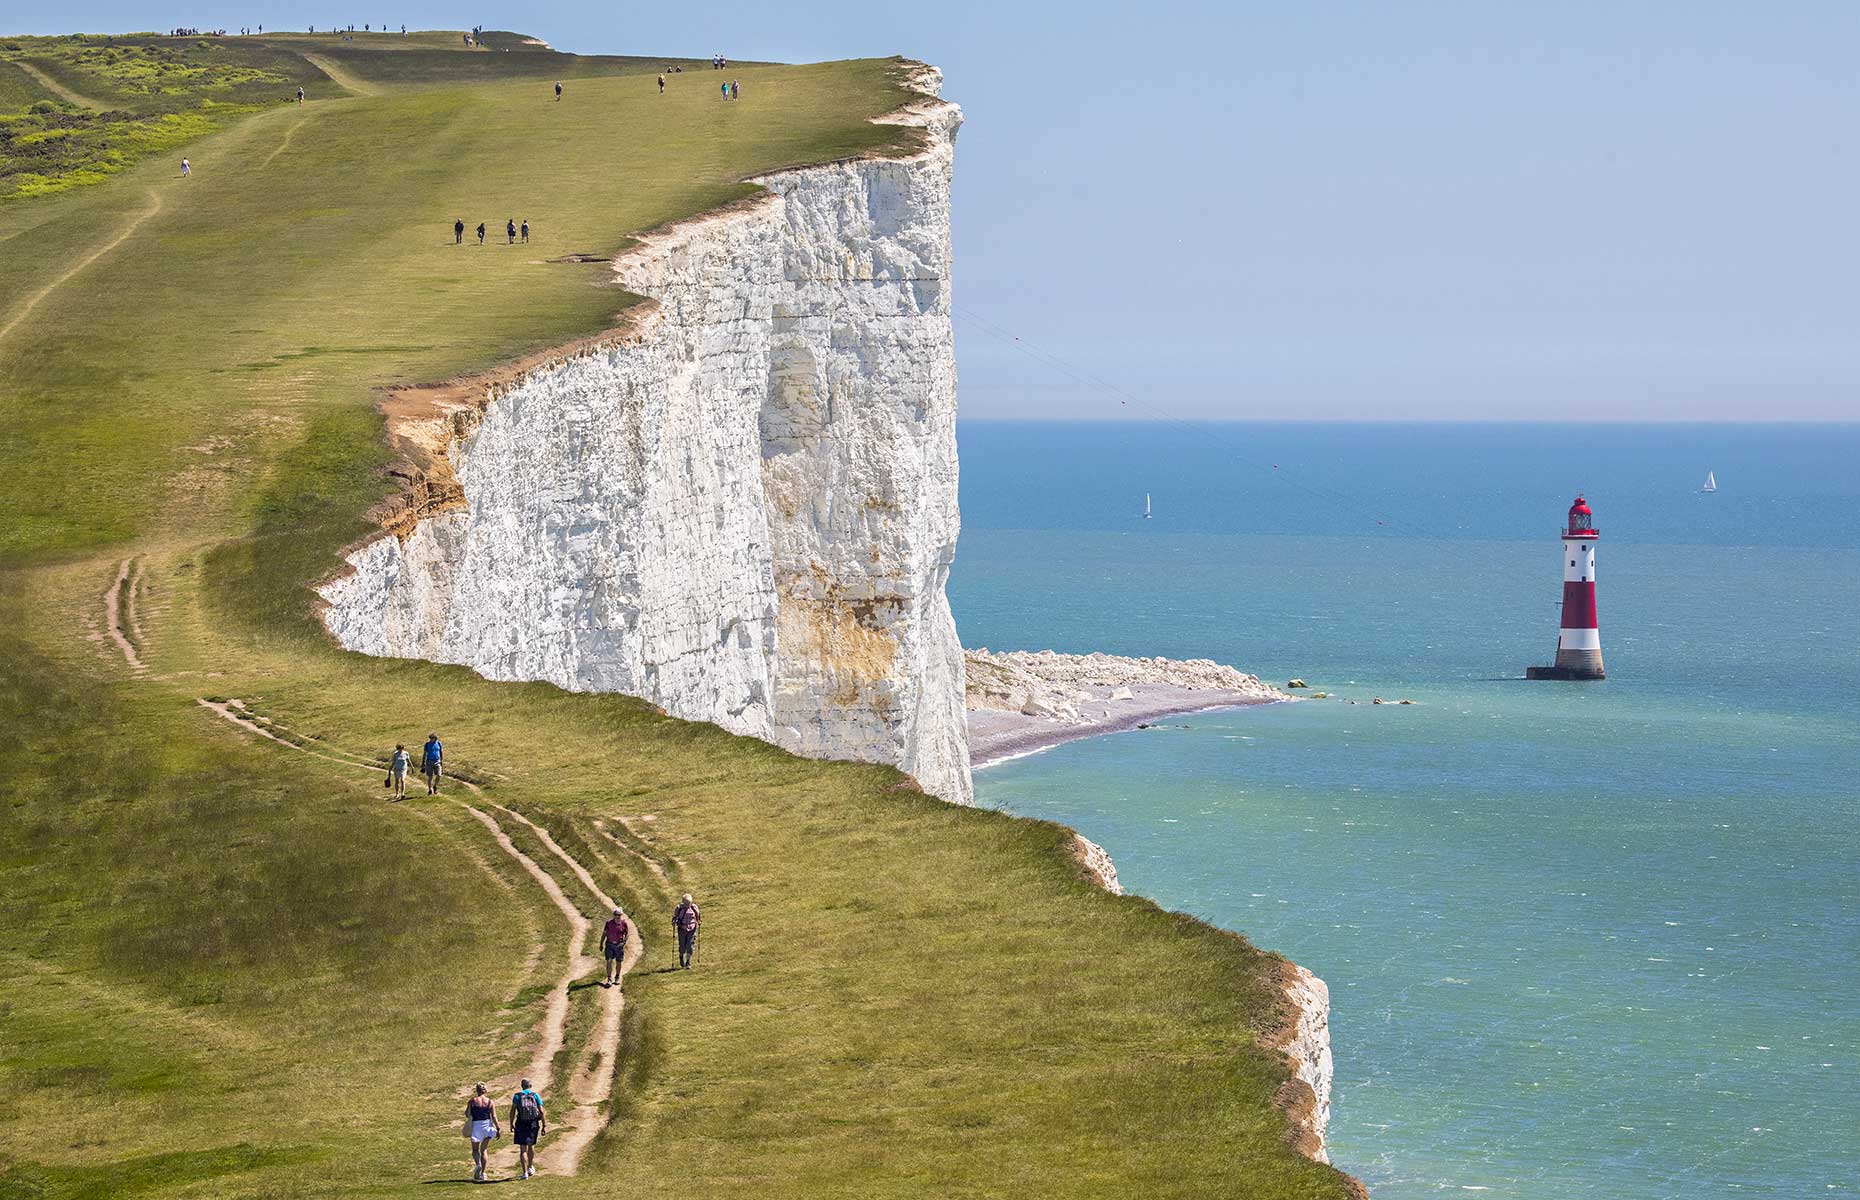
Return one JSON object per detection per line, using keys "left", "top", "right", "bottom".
{"left": 1526, "top": 494, "right": 1605, "bottom": 680}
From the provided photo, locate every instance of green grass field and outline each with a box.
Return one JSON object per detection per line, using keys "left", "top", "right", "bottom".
{"left": 0, "top": 31, "right": 1363, "bottom": 1199}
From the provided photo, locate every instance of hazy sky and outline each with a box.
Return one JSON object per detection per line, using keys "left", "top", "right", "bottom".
{"left": 25, "top": 2, "right": 1860, "bottom": 419}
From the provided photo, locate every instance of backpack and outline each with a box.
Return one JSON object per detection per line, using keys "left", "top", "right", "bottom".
{"left": 516, "top": 1091, "right": 542, "bottom": 1122}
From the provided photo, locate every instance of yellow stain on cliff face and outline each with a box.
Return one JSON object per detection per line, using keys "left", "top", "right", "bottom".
{"left": 776, "top": 576, "right": 901, "bottom": 709}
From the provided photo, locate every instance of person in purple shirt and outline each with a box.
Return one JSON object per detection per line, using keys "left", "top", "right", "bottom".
{"left": 602, "top": 908, "right": 629, "bottom": 988}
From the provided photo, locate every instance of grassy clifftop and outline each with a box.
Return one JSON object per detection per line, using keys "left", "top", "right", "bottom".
{"left": 0, "top": 32, "right": 1363, "bottom": 1199}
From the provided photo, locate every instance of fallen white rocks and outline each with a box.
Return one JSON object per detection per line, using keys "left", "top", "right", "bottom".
{"left": 965, "top": 648, "right": 1288, "bottom": 723}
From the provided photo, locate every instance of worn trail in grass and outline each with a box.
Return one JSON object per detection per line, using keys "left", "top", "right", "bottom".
{"left": 11, "top": 59, "right": 104, "bottom": 109}
{"left": 0, "top": 188, "right": 159, "bottom": 344}
{"left": 198, "top": 694, "right": 637, "bottom": 1181}
{"left": 299, "top": 52, "right": 380, "bottom": 97}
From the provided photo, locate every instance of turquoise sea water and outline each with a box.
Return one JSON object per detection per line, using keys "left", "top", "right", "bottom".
{"left": 952, "top": 422, "right": 1860, "bottom": 1199}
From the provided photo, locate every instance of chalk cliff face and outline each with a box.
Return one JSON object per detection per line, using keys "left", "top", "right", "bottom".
{"left": 319, "top": 72, "right": 971, "bottom": 803}
{"left": 1276, "top": 962, "right": 1337, "bottom": 1165}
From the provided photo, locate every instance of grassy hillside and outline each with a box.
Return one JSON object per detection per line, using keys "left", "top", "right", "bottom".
{"left": 0, "top": 33, "right": 325, "bottom": 197}
{"left": 0, "top": 31, "right": 1363, "bottom": 1199}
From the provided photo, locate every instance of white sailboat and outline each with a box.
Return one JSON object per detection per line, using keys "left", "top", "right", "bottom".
{"left": 1701, "top": 470, "right": 1717, "bottom": 493}
{"left": 1144, "top": 493, "right": 1152, "bottom": 519}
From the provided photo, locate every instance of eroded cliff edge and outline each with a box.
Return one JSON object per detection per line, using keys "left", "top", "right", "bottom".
{"left": 319, "top": 69, "right": 970, "bottom": 803}
{"left": 1071, "top": 833, "right": 1343, "bottom": 1168}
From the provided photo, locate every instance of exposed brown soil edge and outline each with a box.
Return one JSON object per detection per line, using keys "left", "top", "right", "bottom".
{"left": 1262, "top": 960, "right": 1327, "bottom": 1161}
{"left": 320, "top": 59, "right": 952, "bottom": 590}
{"left": 362, "top": 295, "right": 667, "bottom": 544}
{"left": 1264, "top": 958, "right": 1369, "bottom": 1195}
{"left": 1063, "top": 831, "right": 1106, "bottom": 888}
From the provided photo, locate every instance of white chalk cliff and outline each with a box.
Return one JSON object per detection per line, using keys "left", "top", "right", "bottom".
{"left": 1277, "top": 962, "right": 1337, "bottom": 1164}
{"left": 319, "top": 69, "right": 971, "bottom": 803}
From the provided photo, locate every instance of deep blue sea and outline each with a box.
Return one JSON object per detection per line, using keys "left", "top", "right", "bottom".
{"left": 952, "top": 422, "right": 1860, "bottom": 1199}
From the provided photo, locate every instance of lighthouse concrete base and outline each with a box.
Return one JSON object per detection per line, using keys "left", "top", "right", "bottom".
{"left": 1526, "top": 665, "right": 1606, "bottom": 681}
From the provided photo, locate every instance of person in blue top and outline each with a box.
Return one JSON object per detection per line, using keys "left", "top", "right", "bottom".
{"left": 509, "top": 1078, "right": 546, "bottom": 1179}
{"left": 421, "top": 733, "right": 443, "bottom": 795}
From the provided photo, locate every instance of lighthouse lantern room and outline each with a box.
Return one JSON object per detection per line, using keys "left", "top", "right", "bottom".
{"left": 1526, "top": 494, "right": 1605, "bottom": 680}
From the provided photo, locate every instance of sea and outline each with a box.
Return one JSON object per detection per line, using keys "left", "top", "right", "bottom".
{"left": 951, "top": 421, "right": 1859, "bottom": 1200}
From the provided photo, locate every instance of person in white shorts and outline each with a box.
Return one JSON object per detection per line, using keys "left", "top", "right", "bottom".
{"left": 464, "top": 1082, "right": 499, "bottom": 1182}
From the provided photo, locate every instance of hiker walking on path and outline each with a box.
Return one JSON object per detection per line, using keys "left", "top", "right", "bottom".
{"left": 520, "top": 219, "right": 529, "bottom": 243}
{"left": 421, "top": 732, "right": 443, "bottom": 794}
{"left": 674, "top": 893, "right": 701, "bottom": 969}
{"left": 297, "top": 86, "right": 305, "bottom": 104}
{"left": 506, "top": 218, "right": 516, "bottom": 245}
{"left": 509, "top": 1079, "right": 546, "bottom": 1179}
{"left": 554, "top": 81, "right": 562, "bottom": 101}
{"left": 454, "top": 218, "right": 464, "bottom": 244}
{"left": 388, "top": 743, "right": 410, "bottom": 799}
{"left": 602, "top": 907, "right": 629, "bottom": 987}
{"left": 464, "top": 1082, "right": 499, "bottom": 1182}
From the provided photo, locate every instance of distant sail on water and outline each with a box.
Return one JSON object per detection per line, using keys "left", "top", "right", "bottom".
{"left": 1701, "top": 470, "right": 1717, "bottom": 493}
{"left": 1144, "top": 493, "right": 1152, "bottom": 519}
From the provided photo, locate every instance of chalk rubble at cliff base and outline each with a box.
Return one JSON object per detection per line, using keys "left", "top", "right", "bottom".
{"left": 965, "top": 648, "right": 1290, "bottom": 766}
